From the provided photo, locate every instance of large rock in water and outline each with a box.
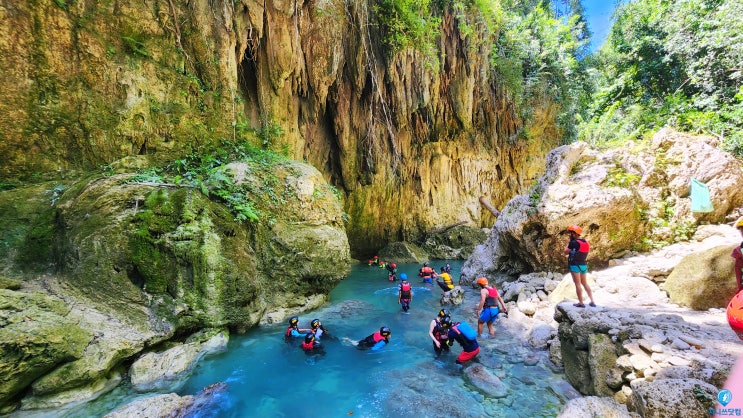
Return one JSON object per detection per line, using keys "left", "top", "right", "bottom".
{"left": 462, "top": 129, "right": 743, "bottom": 279}
{"left": 664, "top": 245, "right": 738, "bottom": 309}
{"left": 0, "top": 160, "right": 351, "bottom": 411}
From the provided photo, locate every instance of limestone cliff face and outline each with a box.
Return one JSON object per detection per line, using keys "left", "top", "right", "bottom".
{"left": 0, "top": 0, "right": 562, "bottom": 256}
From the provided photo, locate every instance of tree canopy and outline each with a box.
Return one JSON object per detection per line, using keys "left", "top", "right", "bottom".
{"left": 580, "top": 0, "right": 743, "bottom": 154}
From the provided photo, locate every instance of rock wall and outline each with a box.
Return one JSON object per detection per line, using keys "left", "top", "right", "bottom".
{"left": 0, "top": 0, "right": 563, "bottom": 257}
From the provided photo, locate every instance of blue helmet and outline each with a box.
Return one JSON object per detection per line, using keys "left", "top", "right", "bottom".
{"left": 400, "top": 273, "right": 408, "bottom": 281}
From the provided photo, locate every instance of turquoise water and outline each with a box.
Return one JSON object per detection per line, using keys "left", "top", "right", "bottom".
{"left": 53, "top": 261, "right": 570, "bottom": 417}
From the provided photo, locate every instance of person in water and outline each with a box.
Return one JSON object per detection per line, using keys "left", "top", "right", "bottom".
{"left": 284, "top": 316, "right": 312, "bottom": 338}
{"left": 475, "top": 277, "right": 507, "bottom": 338}
{"left": 436, "top": 266, "right": 455, "bottom": 293}
{"left": 419, "top": 262, "right": 435, "bottom": 284}
{"left": 564, "top": 225, "right": 596, "bottom": 307}
{"left": 398, "top": 273, "right": 413, "bottom": 312}
{"left": 386, "top": 262, "right": 398, "bottom": 281}
{"left": 439, "top": 316, "right": 479, "bottom": 364}
{"left": 310, "top": 318, "right": 329, "bottom": 340}
{"left": 345, "top": 326, "right": 391, "bottom": 351}
{"left": 301, "top": 332, "right": 324, "bottom": 355}
{"left": 428, "top": 308, "right": 451, "bottom": 356}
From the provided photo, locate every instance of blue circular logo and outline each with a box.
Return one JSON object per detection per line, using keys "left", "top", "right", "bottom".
{"left": 719, "top": 389, "right": 733, "bottom": 406}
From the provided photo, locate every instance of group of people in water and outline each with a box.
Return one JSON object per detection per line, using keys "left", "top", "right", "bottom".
{"left": 284, "top": 259, "right": 511, "bottom": 366}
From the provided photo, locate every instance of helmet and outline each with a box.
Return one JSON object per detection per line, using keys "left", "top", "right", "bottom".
{"left": 423, "top": 262, "right": 429, "bottom": 267}
{"left": 400, "top": 273, "right": 408, "bottom": 281}
{"left": 476, "top": 277, "right": 488, "bottom": 286}
{"left": 440, "top": 266, "right": 446, "bottom": 272}
{"left": 391, "top": 263, "right": 397, "bottom": 268}
{"left": 311, "top": 319, "right": 321, "bottom": 329}
{"left": 438, "top": 308, "right": 450, "bottom": 318}
{"left": 728, "top": 291, "right": 743, "bottom": 340}
{"left": 567, "top": 225, "right": 583, "bottom": 235}
{"left": 304, "top": 332, "right": 315, "bottom": 343}
{"left": 439, "top": 315, "right": 452, "bottom": 328}
{"left": 289, "top": 316, "right": 299, "bottom": 326}
{"left": 379, "top": 326, "right": 391, "bottom": 337}
{"left": 735, "top": 217, "right": 743, "bottom": 228}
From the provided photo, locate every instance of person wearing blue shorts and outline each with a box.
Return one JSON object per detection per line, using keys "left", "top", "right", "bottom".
{"left": 475, "top": 277, "right": 507, "bottom": 338}
{"left": 564, "top": 225, "right": 596, "bottom": 307}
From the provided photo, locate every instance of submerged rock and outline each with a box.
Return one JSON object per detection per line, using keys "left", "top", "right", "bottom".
{"left": 463, "top": 364, "right": 509, "bottom": 398}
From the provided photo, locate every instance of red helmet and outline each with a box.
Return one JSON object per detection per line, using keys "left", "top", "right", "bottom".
{"left": 728, "top": 291, "right": 743, "bottom": 340}
{"left": 567, "top": 225, "right": 583, "bottom": 235}
{"left": 391, "top": 263, "right": 396, "bottom": 268}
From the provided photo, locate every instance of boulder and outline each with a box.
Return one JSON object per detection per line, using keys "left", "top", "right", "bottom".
{"left": 664, "top": 245, "right": 738, "bottom": 310}
{"left": 377, "top": 241, "right": 428, "bottom": 263}
{"left": 440, "top": 286, "right": 464, "bottom": 305}
{"left": 129, "top": 330, "right": 228, "bottom": 392}
{"left": 462, "top": 130, "right": 743, "bottom": 279}
{"left": 630, "top": 378, "right": 717, "bottom": 417}
{"left": 103, "top": 393, "right": 195, "bottom": 418}
{"left": 462, "top": 364, "right": 509, "bottom": 398}
{"left": 422, "top": 225, "right": 488, "bottom": 260}
{"left": 587, "top": 334, "right": 619, "bottom": 396}
{"left": 0, "top": 290, "right": 92, "bottom": 411}
{"left": 558, "top": 396, "right": 632, "bottom": 418}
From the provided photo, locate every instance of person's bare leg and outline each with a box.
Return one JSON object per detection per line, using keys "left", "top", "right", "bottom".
{"left": 580, "top": 274, "right": 595, "bottom": 304}
{"left": 487, "top": 321, "right": 495, "bottom": 337}
{"left": 571, "top": 271, "right": 584, "bottom": 304}
{"left": 478, "top": 320, "right": 484, "bottom": 336}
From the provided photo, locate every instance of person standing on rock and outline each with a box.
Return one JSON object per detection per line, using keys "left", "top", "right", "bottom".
{"left": 475, "top": 277, "right": 507, "bottom": 337}
{"left": 564, "top": 225, "right": 596, "bottom": 308}
{"left": 731, "top": 217, "right": 743, "bottom": 291}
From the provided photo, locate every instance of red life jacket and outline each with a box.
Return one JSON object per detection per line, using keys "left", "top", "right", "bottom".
{"left": 420, "top": 267, "right": 434, "bottom": 278}
{"left": 484, "top": 286, "right": 499, "bottom": 308}
{"left": 400, "top": 282, "right": 411, "bottom": 298}
{"left": 301, "top": 341, "right": 315, "bottom": 350}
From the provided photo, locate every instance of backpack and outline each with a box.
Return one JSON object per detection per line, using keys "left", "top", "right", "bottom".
{"left": 453, "top": 321, "right": 477, "bottom": 341}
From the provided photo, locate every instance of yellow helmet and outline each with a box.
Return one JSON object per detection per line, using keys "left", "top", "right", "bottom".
{"left": 735, "top": 217, "right": 743, "bottom": 228}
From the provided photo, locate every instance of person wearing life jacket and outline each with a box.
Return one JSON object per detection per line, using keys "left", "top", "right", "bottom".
{"left": 285, "top": 316, "right": 312, "bottom": 338}
{"left": 731, "top": 217, "right": 743, "bottom": 291}
{"left": 310, "top": 318, "right": 329, "bottom": 340}
{"left": 564, "top": 225, "right": 596, "bottom": 307}
{"left": 428, "top": 308, "right": 451, "bottom": 354}
{"left": 386, "top": 262, "right": 398, "bottom": 281}
{"left": 355, "top": 326, "right": 391, "bottom": 351}
{"left": 398, "top": 273, "right": 413, "bottom": 312}
{"left": 439, "top": 316, "right": 479, "bottom": 364}
{"left": 301, "top": 332, "right": 324, "bottom": 355}
{"left": 475, "top": 277, "right": 507, "bottom": 338}
{"left": 419, "top": 262, "right": 435, "bottom": 284}
{"left": 728, "top": 291, "right": 743, "bottom": 341}
{"left": 436, "top": 266, "right": 455, "bottom": 293}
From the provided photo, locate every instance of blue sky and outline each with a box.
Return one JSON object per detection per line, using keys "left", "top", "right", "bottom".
{"left": 582, "top": 0, "right": 617, "bottom": 51}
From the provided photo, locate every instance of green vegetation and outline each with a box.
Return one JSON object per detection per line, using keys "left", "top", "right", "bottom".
{"left": 373, "top": 0, "right": 590, "bottom": 141}
{"left": 374, "top": 0, "right": 441, "bottom": 59}
{"left": 124, "top": 140, "right": 290, "bottom": 224}
{"left": 603, "top": 165, "right": 639, "bottom": 188}
{"left": 580, "top": 0, "right": 743, "bottom": 155}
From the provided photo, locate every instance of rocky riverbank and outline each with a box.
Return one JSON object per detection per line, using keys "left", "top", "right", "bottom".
{"left": 496, "top": 224, "right": 743, "bottom": 417}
